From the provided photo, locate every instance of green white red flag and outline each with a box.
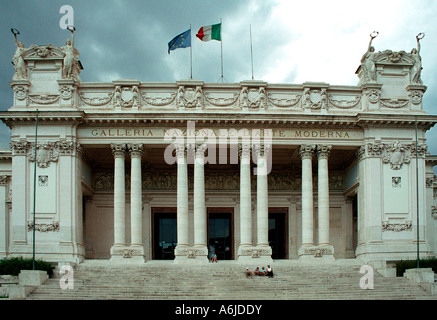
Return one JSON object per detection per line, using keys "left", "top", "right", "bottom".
{"left": 196, "top": 23, "right": 221, "bottom": 42}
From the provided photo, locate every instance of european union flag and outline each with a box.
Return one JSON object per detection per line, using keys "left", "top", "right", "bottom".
{"left": 168, "top": 29, "right": 191, "bottom": 54}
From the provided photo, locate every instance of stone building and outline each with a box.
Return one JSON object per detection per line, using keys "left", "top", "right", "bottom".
{"left": 0, "top": 35, "right": 436, "bottom": 266}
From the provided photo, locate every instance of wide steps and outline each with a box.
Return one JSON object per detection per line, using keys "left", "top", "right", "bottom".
{"left": 26, "top": 261, "right": 435, "bottom": 300}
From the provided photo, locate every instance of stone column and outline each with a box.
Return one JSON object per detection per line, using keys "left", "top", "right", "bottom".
{"left": 299, "top": 145, "right": 315, "bottom": 248}
{"left": 239, "top": 144, "right": 252, "bottom": 247}
{"left": 317, "top": 145, "right": 332, "bottom": 246}
{"left": 193, "top": 144, "right": 208, "bottom": 261}
{"left": 254, "top": 144, "right": 272, "bottom": 261}
{"left": 174, "top": 144, "right": 189, "bottom": 260}
{"left": 110, "top": 143, "right": 126, "bottom": 257}
{"left": 128, "top": 143, "right": 144, "bottom": 260}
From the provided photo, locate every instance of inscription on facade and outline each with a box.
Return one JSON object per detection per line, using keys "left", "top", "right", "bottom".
{"left": 81, "top": 128, "right": 361, "bottom": 139}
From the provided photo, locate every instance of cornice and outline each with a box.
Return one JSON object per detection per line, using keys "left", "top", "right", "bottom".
{"left": 0, "top": 110, "right": 85, "bottom": 128}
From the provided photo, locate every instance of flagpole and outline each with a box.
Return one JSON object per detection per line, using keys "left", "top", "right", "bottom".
{"left": 32, "top": 109, "right": 38, "bottom": 270}
{"left": 189, "top": 25, "right": 193, "bottom": 79}
{"left": 220, "top": 18, "right": 224, "bottom": 82}
{"left": 250, "top": 24, "right": 254, "bottom": 80}
{"left": 415, "top": 115, "right": 420, "bottom": 268}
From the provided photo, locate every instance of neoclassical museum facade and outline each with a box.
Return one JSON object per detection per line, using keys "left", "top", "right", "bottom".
{"left": 0, "top": 36, "right": 436, "bottom": 265}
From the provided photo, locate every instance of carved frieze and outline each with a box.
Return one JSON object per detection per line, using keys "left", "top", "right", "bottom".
{"left": 141, "top": 91, "right": 177, "bottom": 107}
{"left": 379, "top": 98, "right": 409, "bottom": 109}
{"left": 382, "top": 220, "right": 412, "bottom": 232}
{"left": 79, "top": 92, "right": 114, "bottom": 106}
{"left": 267, "top": 93, "right": 301, "bottom": 108}
{"left": 28, "top": 95, "right": 60, "bottom": 105}
{"left": 27, "top": 221, "right": 60, "bottom": 232}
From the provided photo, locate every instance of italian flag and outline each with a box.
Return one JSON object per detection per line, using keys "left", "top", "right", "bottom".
{"left": 196, "top": 23, "right": 221, "bottom": 41}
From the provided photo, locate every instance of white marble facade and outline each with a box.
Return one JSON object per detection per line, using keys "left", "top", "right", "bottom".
{"left": 0, "top": 35, "right": 436, "bottom": 266}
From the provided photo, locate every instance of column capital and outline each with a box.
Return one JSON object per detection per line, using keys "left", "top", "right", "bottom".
{"left": 174, "top": 143, "right": 187, "bottom": 159}
{"left": 111, "top": 143, "right": 126, "bottom": 158}
{"left": 299, "top": 144, "right": 316, "bottom": 160}
{"left": 127, "top": 143, "right": 143, "bottom": 158}
{"left": 238, "top": 143, "right": 251, "bottom": 159}
{"left": 195, "top": 143, "right": 207, "bottom": 158}
{"left": 252, "top": 143, "right": 272, "bottom": 159}
{"left": 316, "top": 145, "right": 332, "bottom": 159}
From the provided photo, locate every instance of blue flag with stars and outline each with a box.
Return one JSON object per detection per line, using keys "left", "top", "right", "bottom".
{"left": 168, "top": 29, "right": 191, "bottom": 54}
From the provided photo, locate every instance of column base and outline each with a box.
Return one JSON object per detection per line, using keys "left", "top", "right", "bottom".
{"left": 110, "top": 245, "right": 145, "bottom": 264}
{"left": 298, "top": 245, "right": 335, "bottom": 263}
{"left": 237, "top": 245, "right": 272, "bottom": 263}
{"left": 174, "top": 245, "right": 209, "bottom": 264}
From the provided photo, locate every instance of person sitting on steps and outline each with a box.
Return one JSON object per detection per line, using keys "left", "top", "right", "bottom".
{"left": 245, "top": 267, "right": 253, "bottom": 278}
{"left": 211, "top": 252, "right": 217, "bottom": 263}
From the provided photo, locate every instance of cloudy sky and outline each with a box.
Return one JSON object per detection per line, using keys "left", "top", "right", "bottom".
{"left": 0, "top": 0, "right": 436, "bottom": 155}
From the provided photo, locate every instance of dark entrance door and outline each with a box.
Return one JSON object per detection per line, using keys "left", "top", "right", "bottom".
{"left": 152, "top": 209, "right": 177, "bottom": 260}
{"left": 269, "top": 208, "right": 288, "bottom": 259}
{"left": 208, "top": 208, "right": 233, "bottom": 260}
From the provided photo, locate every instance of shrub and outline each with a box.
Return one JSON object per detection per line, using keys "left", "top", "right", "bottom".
{"left": 0, "top": 257, "right": 54, "bottom": 277}
{"left": 395, "top": 257, "right": 437, "bottom": 277}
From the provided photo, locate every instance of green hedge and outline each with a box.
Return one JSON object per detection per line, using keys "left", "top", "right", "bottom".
{"left": 395, "top": 257, "right": 437, "bottom": 277}
{"left": 0, "top": 257, "right": 54, "bottom": 277}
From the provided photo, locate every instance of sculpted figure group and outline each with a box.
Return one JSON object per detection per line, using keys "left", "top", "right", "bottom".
{"left": 360, "top": 31, "right": 425, "bottom": 84}
{"left": 11, "top": 26, "right": 80, "bottom": 80}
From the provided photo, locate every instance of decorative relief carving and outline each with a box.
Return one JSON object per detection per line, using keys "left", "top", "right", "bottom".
{"left": 299, "top": 144, "right": 316, "bottom": 160}
{"left": 25, "top": 44, "right": 64, "bottom": 59}
{"left": 382, "top": 141, "right": 410, "bottom": 170}
{"left": 408, "top": 90, "right": 424, "bottom": 105}
{"left": 141, "top": 91, "right": 177, "bottom": 107}
{"left": 10, "top": 140, "right": 30, "bottom": 156}
{"left": 267, "top": 93, "right": 301, "bottom": 108}
{"left": 382, "top": 220, "right": 412, "bottom": 232}
{"left": 177, "top": 86, "right": 203, "bottom": 108}
{"left": 13, "top": 85, "right": 29, "bottom": 101}
{"left": 363, "top": 88, "right": 381, "bottom": 103}
{"left": 28, "top": 95, "right": 60, "bottom": 105}
{"left": 59, "top": 85, "right": 75, "bottom": 100}
{"left": 79, "top": 92, "right": 114, "bottom": 106}
{"left": 303, "top": 88, "right": 327, "bottom": 109}
{"left": 28, "top": 142, "right": 60, "bottom": 168}
{"left": 366, "top": 142, "right": 384, "bottom": 157}
{"left": 301, "top": 247, "right": 333, "bottom": 257}
{"left": 113, "top": 86, "right": 139, "bottom": 108}
{"left": 240, "top": 87, "right": 266, "bottom": 109}
{"left": 432, "top": 205, "right": 437, "bottom": 219}
{"left": 204, "top": 91, "right": 239, "bottom": 107}
{"left": 379, "top": 98, "right": 409, "bottom": 109}
{"left": 111, "top": 247, "right": 144, "bottom": 258}
{"left": 327, "top": 95, "right": 361, "bottom": 109}
{"left": 27, "top": 221, "right": 60, "bottom": 232}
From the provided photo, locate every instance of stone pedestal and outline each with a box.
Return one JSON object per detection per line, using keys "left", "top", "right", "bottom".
{"left": 109, "top": 245, "right": 145, "bottom": 264}
{"left": 298, "top": 245, "right": 335, "bottom": 263}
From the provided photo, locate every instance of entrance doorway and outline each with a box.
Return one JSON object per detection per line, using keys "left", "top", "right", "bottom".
{"left": 269, "top": 208, "right": 288, "bottom": 259}
{"left": 208, "top": 208, "right": 233, "bottom": 260}
{"left": 152, "top": 208, "right": 177, "bottom": 260}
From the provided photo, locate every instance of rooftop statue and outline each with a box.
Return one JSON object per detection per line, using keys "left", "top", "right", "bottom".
{"left": 11, "top": 28, "right": 27, "bottom": 80}
{"left": 360, "top": 31, "right": 378, "bottom": 83}
{"left": 410, "top": 33, "right": 424, "bottom": 85}
{"left": 61, "top": 26, "right": 80, "bottom": 79}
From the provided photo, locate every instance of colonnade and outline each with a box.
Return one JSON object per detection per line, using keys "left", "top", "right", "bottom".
{"left": 109, "top": 142, "right": 333, "bottom": 261}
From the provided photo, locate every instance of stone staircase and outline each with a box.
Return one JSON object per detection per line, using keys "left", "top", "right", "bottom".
{"left": 26, "top": 259, "right": 436, "bottom": 300}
